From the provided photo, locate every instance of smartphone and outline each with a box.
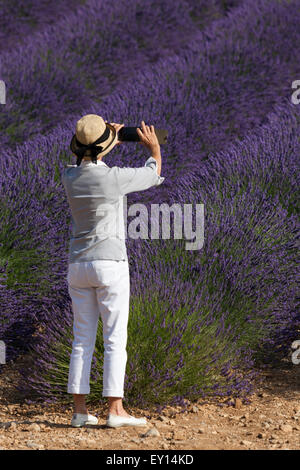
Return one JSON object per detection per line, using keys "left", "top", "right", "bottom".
{"left": 117, "top": 126, "right": 168, "bottom": 145}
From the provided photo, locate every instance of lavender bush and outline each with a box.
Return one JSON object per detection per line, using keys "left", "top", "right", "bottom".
{"left": 0, "top": 0, "right": 84, "bottom": 52}
{"left": 0, "top": 0, "right": 234, "bottom": 150}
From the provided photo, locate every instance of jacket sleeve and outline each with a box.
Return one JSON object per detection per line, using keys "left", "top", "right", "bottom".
{"left": 114, "top": 156, "right": 165, "bottom": 196}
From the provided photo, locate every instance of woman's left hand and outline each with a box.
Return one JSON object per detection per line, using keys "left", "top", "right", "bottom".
{"left": 107, "top": 122, "right": 124, "bottom": 145}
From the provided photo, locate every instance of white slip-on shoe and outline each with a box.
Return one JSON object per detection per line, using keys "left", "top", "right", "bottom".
{"left": 71, "top": 413, "right": 98, "bottom": 427}
{"left": 106, "top": 413, "right": 148, "bottom": 428}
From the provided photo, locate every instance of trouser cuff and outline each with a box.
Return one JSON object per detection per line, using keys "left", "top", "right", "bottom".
{"left": 68, "top": 386, "right": 90, "bottom": 394}
{"left": 102, "top": 389, "right": 124, "bottom": 398}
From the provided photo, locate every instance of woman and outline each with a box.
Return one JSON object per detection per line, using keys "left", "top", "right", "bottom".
{"left": 62, "top": 116, "right": 164, "bottom": 428}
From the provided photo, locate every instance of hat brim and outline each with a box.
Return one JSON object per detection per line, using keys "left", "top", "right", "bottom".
{"left": 70, "top": 123, "right": 118, "bottom": 159}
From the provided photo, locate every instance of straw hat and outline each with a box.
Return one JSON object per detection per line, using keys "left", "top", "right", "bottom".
{"left": 70, "top": 114, "right": 118, "bottom": 166}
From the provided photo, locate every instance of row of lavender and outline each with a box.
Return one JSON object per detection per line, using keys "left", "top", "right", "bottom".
{"left": 0, "top": 0, "right": 241, "bottom": 150}
{"left": 0, "top": 0, "right": 84, "bottom": 52}
{"left": 0, "top": 0, "right": 299, "bottom": 408}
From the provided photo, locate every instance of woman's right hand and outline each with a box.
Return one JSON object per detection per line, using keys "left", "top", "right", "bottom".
{"left": 136, "top": 120, "right": 160, "bottom": 151}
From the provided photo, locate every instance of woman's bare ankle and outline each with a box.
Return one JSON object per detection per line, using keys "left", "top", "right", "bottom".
{"left": 107, "top": 397, "right": 128, "bottom": 416}
{"left": 108, "top": 408, "right": 131, "bottom": 417}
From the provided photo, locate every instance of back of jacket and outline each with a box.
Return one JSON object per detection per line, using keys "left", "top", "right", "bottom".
{"left": 62, "top": 157, "right": 164, "bottom": 263}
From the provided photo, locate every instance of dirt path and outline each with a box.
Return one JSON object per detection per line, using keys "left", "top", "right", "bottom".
{"left": 0, "top": 358, "right": 299, "bottom": 450}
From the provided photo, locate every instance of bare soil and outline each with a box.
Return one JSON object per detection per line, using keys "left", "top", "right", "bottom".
{"left": 0, "top": 356, "right": 299, "bottom": 450}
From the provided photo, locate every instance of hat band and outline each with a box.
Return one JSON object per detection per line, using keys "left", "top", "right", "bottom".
{"left": 73, "top": 125, "right": 111, "bottom": 166}
{"left": 75, "top": 125, "right": 111, "bottom": 150}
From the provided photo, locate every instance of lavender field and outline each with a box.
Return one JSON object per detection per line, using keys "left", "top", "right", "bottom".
{"left": 0, "top": 0, "right": 299, "bottom": 413}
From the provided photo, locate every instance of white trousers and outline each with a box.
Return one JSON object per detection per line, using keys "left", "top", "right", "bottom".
{"left": 66, "top": 259, "right": 130, "bottom": 397}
